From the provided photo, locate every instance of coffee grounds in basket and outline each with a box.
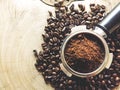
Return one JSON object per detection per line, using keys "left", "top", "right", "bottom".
{"left": 65, "top": 33, "right": 105, "bottom": 73}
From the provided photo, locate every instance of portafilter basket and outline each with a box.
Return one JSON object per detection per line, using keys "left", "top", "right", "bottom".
{"left": 60, "top": 3, "right": 120, "bottom": 78}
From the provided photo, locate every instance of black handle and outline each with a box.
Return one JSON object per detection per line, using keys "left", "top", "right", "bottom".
{"left": 97, "top": 3, "right": 120, "bottom": 34}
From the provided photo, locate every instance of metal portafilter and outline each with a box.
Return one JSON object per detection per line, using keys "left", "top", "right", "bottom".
{"left": 60, "top": 3, "right": 120, "bottom": 78}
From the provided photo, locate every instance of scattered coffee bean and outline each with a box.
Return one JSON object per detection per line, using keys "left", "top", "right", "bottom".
{"left": 78, "top": 4, "right": 85, "bottom": 11}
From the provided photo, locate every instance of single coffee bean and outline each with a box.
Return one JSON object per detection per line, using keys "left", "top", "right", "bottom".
{"left": 116, "top": 55, "right": 120, "bottom": 60}
{"left": 101, "top": 80, "right": 105, "bottom": 85}
{"left": 83, "top": 13, "right": 89, "bottom": 19}
{"left": 52, "top": 72, "right": 57, "bottom": 75}
{"left": 48, "top": 11, "right": 53, "bottom": 17}
{"left": 70, "top": 4, "right": 74, "bottom": 11}
{"left": 54, "top": 2, "right": 61, "bottom": 7}
{"left": 78, "top": 4, "right": 85, "bottom": 11}
{"left": 115, "top": 77, "right": 120, "bottom": 82}
{"left": 68, "top": 80, "right": 72, "bottom": 84}
{"left": 113, "top": 73, "right": 117, "bottom": 77}
{"left": 101, "top": 5, "right": 106, "bottom": 9}
{"left": 33, "top": 50, "right": 38, "bottom": 57}
{"left": 116, "top": 49, "right": 120, "bottom": 52}
{"left": 51, "top": 61, "right": 56, "bottom": 64}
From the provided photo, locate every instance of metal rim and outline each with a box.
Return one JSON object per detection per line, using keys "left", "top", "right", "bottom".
{"left": 61, "top": 30, "right": 109, "bottom": 77}
{"left": 40, "top": 0, "right": 72, "bottom": 7}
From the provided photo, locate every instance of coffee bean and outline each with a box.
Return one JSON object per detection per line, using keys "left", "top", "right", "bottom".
{"left": 101, "top": 5, "right": 106, "bottom": 9}
{"left": 97, "top": 13, "right": 103, "bottom": 18}
{"left": 84, "top": 13, "right": 89, "bottom": 19}
{"left": 43, "top": 63, "right": 47, "bottom": 67}
{"left": 100, "top": 9, "right": 105, "bottom": 13}
{"left": 90, "top": 6, "right": 96, "bottom": 12}
{"left": 113, "top": 73, "right": 117, "bottom": 77}
{"left": 116, "top": 49, "right": 120, "bottom": 52}
{"left": 52, "top": 72, "right": 57, "bottom": 75}
{"left": 48, "top": 11, "right": 53, "bottom": 17}
{"left": 59, "top": 83, "right": 63, "bottom": 88}
{"left": 53, "top": 37, "right": 58, "bottom": 43}
{"left": 68, "top": 80, "right": 72, "bottom": 84}
{"left": 116, "top": 55, "right": 120, "bottom": 60}
{"left": 51, "top": 61, "right": 56, "bottom": 65}
{"left": 54, "top": 2, "right": 61, "bottom": 7}
{"left": 101, "top": 80, "right": 105, "bottom": 85}
{"left": 98, "top": 74, "right": 104, "bottom": 79}
{"left": 55, "top": 67, "right": 60, "bottom": 72}
{"left": 48, "top": 64, "right": 53, "bottom": 69}
{"left": 86, "top": 21, "right": 91, "bottom": 24}
{"left": 78, "top": 4, "right": 85, "bottom": 11}
{"left": 117, "top": 34, "right": 120, "bottom": 39}
{"left": 110, "top": 84, "right": 115, "bottom": 88}
{"left": 81, "top": 20, "right": 86, "bottom": 25}
{"left": 70, "top": 4, "right": 74, "bottom": 11}
{"left": 33, "top": 50, "right": 38, "bottom": 57}
{"left": 115, "top": 77, "right": 120, "bottom": 81}
{"left": 91, "top": 80, "right": 95, "bottom": 85}
{"left": 87, "top": 17, "right": 92, "bottom": 21}
{"left": 107, "top": 80, "right": 112, "bottom": 85}
{"left": 110, "top": 76, "right": 114, "bottom": 81}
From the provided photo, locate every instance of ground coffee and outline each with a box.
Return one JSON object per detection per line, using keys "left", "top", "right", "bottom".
{"left": 65, "top": 33, "right": 105, "bottom": 73}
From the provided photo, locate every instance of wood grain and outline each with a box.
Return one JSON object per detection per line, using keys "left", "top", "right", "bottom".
{"left": 0, "top": 0, "right": 119, "bottom": 90}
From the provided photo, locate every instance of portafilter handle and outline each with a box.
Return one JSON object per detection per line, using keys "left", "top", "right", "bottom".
{"left": 97, "top": 3, "right": 120, "bottom": 35}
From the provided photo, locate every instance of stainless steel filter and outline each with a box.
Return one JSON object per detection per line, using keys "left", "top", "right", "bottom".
{"left": 60, "top": 3, "right": 120, "bottom": 78}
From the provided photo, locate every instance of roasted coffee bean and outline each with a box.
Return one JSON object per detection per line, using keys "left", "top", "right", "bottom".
{"left": 33, "top": 50, "right": 38, "bottom": 57}
{"left": 87, "top": 17, "right": 92, "bottom": 21}
{"left": 70, "top": 4, "right": 74, "bottom": 11}
{"left": 54, "top": 2, "right": 61, "bottom": 7}
{"left": 78, "top": 4, "right": 85, "bottom": 11}
{"left": 83, "top": 13, "right": 89, "bottom": 19}
{"left": 68, "top": 80, "right": 73, "bottom": 84}
{"left": 116, "top": 49, "right": 120, "bottom": 52}
{"left": 116, "top": 55, "right": 120, "bottom": 60}
{"left": 101, "top": 80, "right": 105, "bottom": 85}
{"left": 48, "top": 11, "right": 53, "bottom": 17}
{"left": 98, "top": 74, "right": 104, "bottom": 79}
{"left": 90, "top": 6, "right": 96, "bottom": 12}
{"left": 115, "top": 77, "right": 120, "bottom": 82}
{"left": 117, "top": 34, "right": 120, "bottom": 39}
{"left": 97, "top": 13, "right": 103, "bottom": 18}
{"left": 100, "top": 9, "right": 105, "bottom": 13}
{"left": 43, "top": 63, "right": 47, "bottom": 68}
{"left": 51, "top": 61, "right": 56, "bottom": 65}
{"left": 101, "top": 5, "right": 106, "bottom": 9}
{"left": 113, "top": 73, "right": 117, "bottom": 77}
{"left": 59, "top": 83, "right": 63, "bottom": 88}
{"left": 52, "top": 72, "right": 57, "bottom": 75}
{"left": 54, "top": 67, "right": 60, "bottom": 72}
{"left": 91, "top": 80, "right": 95, "bottom": 85}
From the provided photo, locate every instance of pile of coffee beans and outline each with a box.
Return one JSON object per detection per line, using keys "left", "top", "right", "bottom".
{"left": 65, "top": 33, "right": 105, "bottom": 73}
{"left": 34, "top": 2, "right": 120, "bottom": 90}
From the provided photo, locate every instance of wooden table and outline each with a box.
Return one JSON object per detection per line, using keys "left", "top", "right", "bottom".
{"left": 0, "top": 0, "right": 119, "bottom": 90}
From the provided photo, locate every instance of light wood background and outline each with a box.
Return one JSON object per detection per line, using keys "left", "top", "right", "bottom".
{"left": 0, "top": 0, "right": 119, "bottom": 90}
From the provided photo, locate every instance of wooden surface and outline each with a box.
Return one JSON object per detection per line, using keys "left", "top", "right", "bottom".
{"left": 0, "top": 0, "right": 119, "bottom": 90}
